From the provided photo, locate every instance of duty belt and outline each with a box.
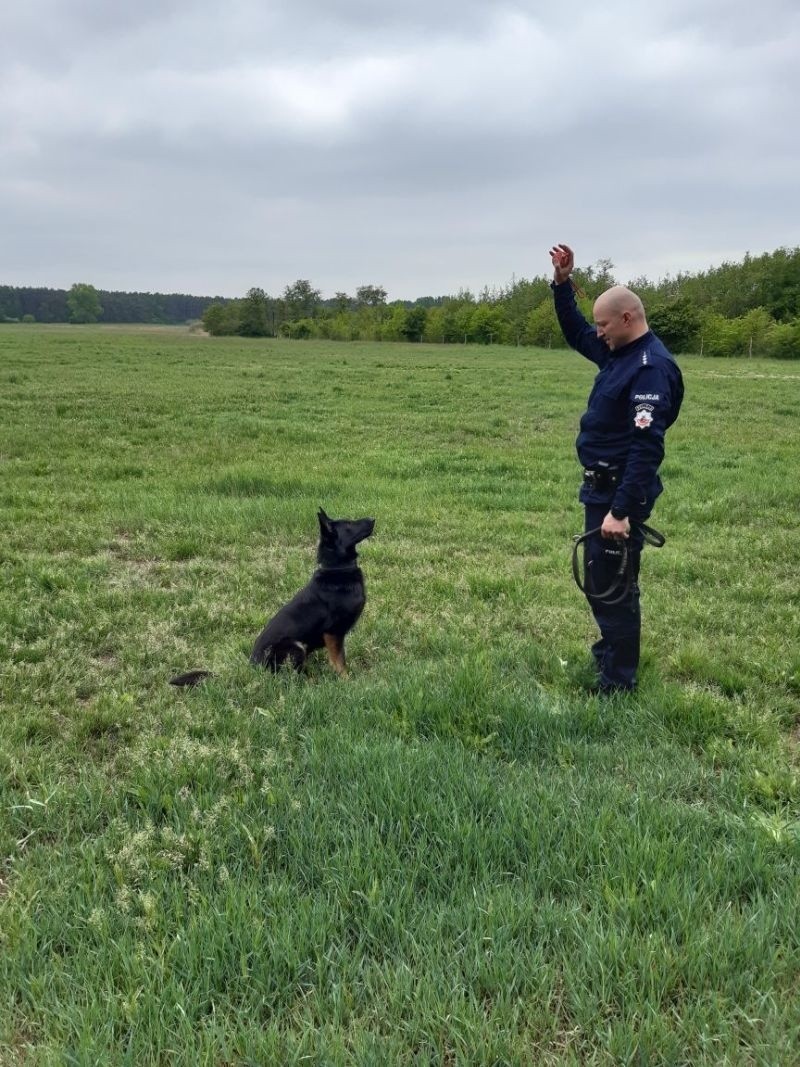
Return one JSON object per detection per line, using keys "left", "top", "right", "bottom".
{"left": 583, "top": 465, "right": 621, "bottom": 492}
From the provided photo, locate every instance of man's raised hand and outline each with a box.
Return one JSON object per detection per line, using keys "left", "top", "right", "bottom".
{"left": 550, "top": 243, "right": 574, "bottom": 284}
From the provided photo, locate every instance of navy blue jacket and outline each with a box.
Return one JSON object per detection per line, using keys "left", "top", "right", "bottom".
{"left": 553, "top": 280, "right": 684, "bottom": 518}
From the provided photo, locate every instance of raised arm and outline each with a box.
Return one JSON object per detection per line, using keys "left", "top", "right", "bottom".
{"left": 549, "top": 243, "right": 609, "bottom": 368}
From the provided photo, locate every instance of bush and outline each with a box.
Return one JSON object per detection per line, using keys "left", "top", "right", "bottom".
{"left": 523, "top": 301, "right": 566, "bottom": 348}
{"left": 699, "top": 308, "right": 774, "bottom": 357}
{"left": 280, "top": 318, "right": 314, "bottom": 340}
{"left": 202, "top": 301, "right": 242, "bottom": 336}
{"left": 765, "top": 319, "right": 800, "bottom": 359}
{"left": 648, "top": 298, "right": 701, "bottom": 353}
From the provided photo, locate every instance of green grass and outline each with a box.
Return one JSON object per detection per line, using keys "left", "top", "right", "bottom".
{"left": 0, "top": 325, "right": 798, "bottom": 1065}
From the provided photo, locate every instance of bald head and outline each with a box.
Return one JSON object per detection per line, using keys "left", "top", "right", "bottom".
{"left": 594, "top": 286, "right": 646, "bottom": 319}
{"left": 592, "top": 286, "right": 649, "bottom": 352}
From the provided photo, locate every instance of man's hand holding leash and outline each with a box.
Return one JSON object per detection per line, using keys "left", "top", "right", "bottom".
{"left": 600, "top": 513, "right": 630, "bottom": 540}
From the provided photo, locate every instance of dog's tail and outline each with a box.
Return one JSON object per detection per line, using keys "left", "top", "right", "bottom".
{"left": 169, "top": 669, "right": 214, "bottom": 688}
{"left": 173, "top": 639, "right": 308, "bottom": 684}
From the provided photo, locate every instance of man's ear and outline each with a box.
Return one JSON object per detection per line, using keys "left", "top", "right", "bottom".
{"left": 318, "top": 508, "right": 333, "bottom": 535}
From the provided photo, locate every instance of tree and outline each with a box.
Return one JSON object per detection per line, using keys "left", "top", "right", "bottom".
{"left": 524, "top": 300, "right": 565, "bottom": 348}
{"left": 401, "top": 305, "right": 427, "bottom": 342}
{"left": 765, "top": 318, "right": 800, "bottom": 359}
{"left": 469, "top": 303, "right": 507, "bottom": 344}
{"left": 202, "top": 301, "right": 242, "bottom": 336}
{"left": 379, "top": 306, "right": 408, "bottom": 341}
{"left": 696, "top": 308, "right": 771, "bottom": 357}
{"left": 732, "top": 307, "right": 774, "bottom": 356}
{"left": 454, "top": 304, "right": 474, "bottom": 343}
{"left": 238, "top": 287, "right": 270, "bottom": 337}
{"left": 593, "top": 258, "right": 616, "bottom": 290}
{"left": 502, "top": 276, "right": 551, "bottom": 344}
{"left": 0, "top": 286, "right": 23, "bottom": 320}
{"left": 422, "top": 304, "right": 460, "bottom": 343}
{"left": 67, "top": 283, "right": 102, "bottom": 324}
{"left": 283, "top": 279, "right": 321, "bottom": 321}
{"left": 647, "top": 298, "right": 701, "bottom": 353}
{"left": 355, "top": 285, "right": 387, "bottom": 307}
{"left": 320, "top": 313, "right": 356, "bottom": 341}
{"left": 697, "top": 311, "right": 733, "bottom": 357}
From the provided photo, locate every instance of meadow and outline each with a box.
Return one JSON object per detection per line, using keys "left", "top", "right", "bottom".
{"left": 0, "top": 324, "right": 798, "bottom": 1065}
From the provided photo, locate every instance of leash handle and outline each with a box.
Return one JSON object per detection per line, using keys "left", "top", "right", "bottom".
{"left": 572, "top": 527, "right": 629, "bottom": 604}
{"left": 639, "top": 522, "right": 666, "bottom": 548}
{"left": 571, "top": 521, "right": 666, "bottom": 605}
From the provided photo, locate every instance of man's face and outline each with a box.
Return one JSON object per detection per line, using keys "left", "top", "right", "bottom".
{"left": 593, "top": 305, "right": 630, "bottom": 351}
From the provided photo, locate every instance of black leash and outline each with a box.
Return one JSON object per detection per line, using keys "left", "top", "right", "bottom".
{"left": 572, "top": 523, "right": 666, "bottom": 605}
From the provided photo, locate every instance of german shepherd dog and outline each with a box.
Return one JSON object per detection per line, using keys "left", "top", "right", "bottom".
{"left": 169, "top": 509, "right": 375, "bottom": 687}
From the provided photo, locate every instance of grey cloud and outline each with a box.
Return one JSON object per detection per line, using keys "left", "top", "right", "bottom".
{"left": 2, "top": 0, "right": 799, "bottom": 299}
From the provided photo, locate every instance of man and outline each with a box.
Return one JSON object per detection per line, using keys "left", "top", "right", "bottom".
{"left": 549, "top": 243, "right": 684, "bottom": 694}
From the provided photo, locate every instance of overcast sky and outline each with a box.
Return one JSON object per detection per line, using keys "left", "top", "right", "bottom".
{"left": 3, "top": 0, "right": 798, "bottom": 300}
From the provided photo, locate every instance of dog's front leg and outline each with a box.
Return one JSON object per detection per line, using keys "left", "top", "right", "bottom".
{"left": 323, "top": 633, "right": 348, "bottom": 677}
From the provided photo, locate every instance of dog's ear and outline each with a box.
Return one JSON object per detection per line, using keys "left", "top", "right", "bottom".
{"left": 318, "top": 508, "right": 334, "bottom": 535}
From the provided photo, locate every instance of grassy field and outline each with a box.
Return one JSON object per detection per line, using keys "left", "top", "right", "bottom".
{"left": 0, "top": 324, "right": 798, "bottom": 1065}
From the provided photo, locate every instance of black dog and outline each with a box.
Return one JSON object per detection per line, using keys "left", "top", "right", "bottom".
{"left": 170, "top": 509, "right": 375, "bottom": 687}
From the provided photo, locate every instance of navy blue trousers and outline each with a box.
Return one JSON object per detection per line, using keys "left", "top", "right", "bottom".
{"left": 583, "top": 503, "right": 647, "bottom": 691}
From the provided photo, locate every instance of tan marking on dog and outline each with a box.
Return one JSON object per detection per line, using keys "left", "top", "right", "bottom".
{"left": 323, "top": 633, "right": 348, "bottom": 677}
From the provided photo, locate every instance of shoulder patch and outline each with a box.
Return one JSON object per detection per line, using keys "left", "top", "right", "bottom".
{"left": 641, "top": 349, "right": 649, "bottom": 365}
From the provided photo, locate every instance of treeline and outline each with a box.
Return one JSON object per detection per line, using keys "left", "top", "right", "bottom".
{"left": 0, "top": 286, "right": 225, "bottom": 325}
{"left": 203, "top": 248, "right": 800, "bottom": 358}
{"left": 4, "top": 247, "right": 800, "bottom": 357}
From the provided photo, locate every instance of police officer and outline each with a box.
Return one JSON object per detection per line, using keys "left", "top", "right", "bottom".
{"left": 549, "top": 243, "right": 684, "bottom": 694}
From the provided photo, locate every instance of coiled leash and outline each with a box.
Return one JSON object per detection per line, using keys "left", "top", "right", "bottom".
{"left": 572, "top": 523, "right": 666, "bottom": 606}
